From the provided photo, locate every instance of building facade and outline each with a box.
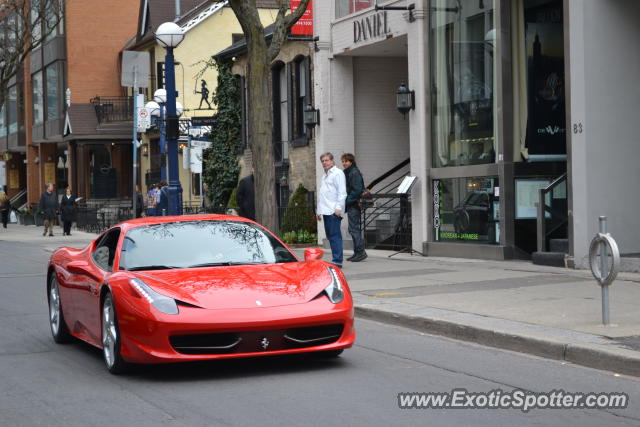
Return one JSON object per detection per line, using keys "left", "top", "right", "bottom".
{"left": 313, "top": 0, "right": 640, "bottom": 267}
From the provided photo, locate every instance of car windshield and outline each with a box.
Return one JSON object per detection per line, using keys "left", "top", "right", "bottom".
{"left": 119, "top": 220, "right": 297, "bottom": 271}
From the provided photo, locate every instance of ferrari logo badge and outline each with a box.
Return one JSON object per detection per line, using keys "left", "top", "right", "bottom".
{"left": 260, "top": 337, "right": 270, "bottom": 350}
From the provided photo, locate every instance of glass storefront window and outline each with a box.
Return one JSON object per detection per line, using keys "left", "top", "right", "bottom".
{"left": 32, "top": 71, "right": 44, "bottom": 124}
{"left": 335, "top": 0, "right": 372, "bottom": 19}
{"left": 46, "top": 64, "right": 60, "bottom": 120}
{"left": 8, "top": 86, "right": 18, "bottom": 134}
{"left": 430, "top": 0, "right": 496, "bottom": 168}
{"left": 433, "top": 176, "right": 500, "bottom": 244}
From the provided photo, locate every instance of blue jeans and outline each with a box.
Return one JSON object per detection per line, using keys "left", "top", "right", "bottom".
{"left": 323, "top": 214, "right": 343, "bottom": 266}
{"left": 347, "top": 206, "right": 365, "bottom": 256}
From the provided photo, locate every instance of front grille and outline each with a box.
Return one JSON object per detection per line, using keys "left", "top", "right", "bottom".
{"left": 170, "top": 324, "right": 344, "bottom": 355}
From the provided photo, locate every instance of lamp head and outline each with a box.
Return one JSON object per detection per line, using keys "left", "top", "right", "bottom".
{"left": 155, "top": 22, "right": 184, "bottom": 48}
{"left": 145, "top": 101, "right": 161, "bottom": 117}
{"left": 153, "top": 89, "right": 167, "bottom": 104}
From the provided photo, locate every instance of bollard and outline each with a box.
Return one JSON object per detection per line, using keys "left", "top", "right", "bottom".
{"left": 162, "top": 209, "right": 167, "bottom": 216}
{"left": 589, "top": 216, "right": 620, "bottom": 326}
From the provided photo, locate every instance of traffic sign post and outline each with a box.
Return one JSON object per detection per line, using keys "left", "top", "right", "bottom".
{"left": 589, "top": 216, "right": 620, "bottom": 326}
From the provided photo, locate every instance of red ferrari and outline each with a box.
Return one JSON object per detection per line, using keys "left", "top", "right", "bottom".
{"left": 47, "top": 215, "right": 355, "bottom": 374}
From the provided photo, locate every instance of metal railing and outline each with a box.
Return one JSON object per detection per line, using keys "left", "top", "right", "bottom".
{"left": 361, "top": 158, "right": 411, "bottom": 250}
{"left": 90, "top": 96, "right": 134, "bottom": 124}
{"left": 536, "top": 173, "right": 568, "bottom": 252}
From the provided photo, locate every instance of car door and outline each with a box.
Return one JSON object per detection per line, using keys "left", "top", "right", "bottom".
{"left": 74, "top": 227, "right": 121, "bottom": 346}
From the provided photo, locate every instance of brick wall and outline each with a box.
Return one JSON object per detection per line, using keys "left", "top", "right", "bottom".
{"left": 65, "top": 0, "right": 140, "bottom": 102}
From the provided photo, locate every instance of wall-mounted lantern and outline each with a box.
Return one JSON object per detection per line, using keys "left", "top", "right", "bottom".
{"left": 396, "top": 83, "right": 415, "bottom": 117}
{"left": 304, "top": 103, "right": 319, "bottom": 128}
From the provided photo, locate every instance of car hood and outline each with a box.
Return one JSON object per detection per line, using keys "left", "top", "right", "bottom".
{"left": 132, "top": 261, "right": 334, "bottom": 310}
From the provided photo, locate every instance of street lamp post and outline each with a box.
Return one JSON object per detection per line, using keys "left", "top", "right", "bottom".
{"left": 146, "top": 93, "right": 183, "bottom": 185}
{"left": 155, "top": 22, "right": 185, "bottom": 215}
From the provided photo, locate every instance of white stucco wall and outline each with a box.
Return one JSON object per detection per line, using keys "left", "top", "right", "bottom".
{"left": 569, "top": 0, "right": 640, "bottom": 266}
{"left": 353, "top": 56, "right": 410, "bottom": 184}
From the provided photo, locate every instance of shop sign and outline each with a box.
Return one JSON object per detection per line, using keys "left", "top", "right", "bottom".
{"left": 353, "top": 11, "right": 390, "bottom": 44}
{"left": 290, "top": 0, "right": 313, "bottom": 36}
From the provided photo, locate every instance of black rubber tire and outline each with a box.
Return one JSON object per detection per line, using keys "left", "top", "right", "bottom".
{"left": 48, "top": 275, "right": 72, "bottom": 344}
{"left": 101, "top": 293, "right": 129, "bottom": 375}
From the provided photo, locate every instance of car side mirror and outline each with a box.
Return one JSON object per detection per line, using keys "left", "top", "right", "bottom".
{"left": 304, "top": 248, "right": 324, "bottom": 261}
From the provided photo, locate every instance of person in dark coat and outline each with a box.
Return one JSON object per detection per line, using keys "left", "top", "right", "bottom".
{"left": 236, "top": 172, "right": 255, "bottom": 221}
{"left": 0, "top": 191, "right": 10, "bottom": 228}
{"left": 156, "top": 180, "right": 169, "bottom": 216}
{"left": 134, "top": 185, "right": 144, "bottom": 218}
{"left": 60, "top": 186, "right": 77, "bottom": 236}
{"left": 341, "top": 153, "right": 367, "bottom": 262}
{"left": 39, "top": 183, "right": 59, "bottom": 237}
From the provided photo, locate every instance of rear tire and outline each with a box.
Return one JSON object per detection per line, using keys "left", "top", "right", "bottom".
{"left": 102, "top": 293, "right": 129, "bottom": 374}
{"left": 48, "top": 275, "right": 72, "bottom": 343}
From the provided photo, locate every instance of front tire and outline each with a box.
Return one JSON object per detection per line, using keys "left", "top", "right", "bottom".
{"left": 102, "top": 293, "right": 129, "bottom": 374}
{"left": 48, "top": 275, "right": 72, "bottom": 343}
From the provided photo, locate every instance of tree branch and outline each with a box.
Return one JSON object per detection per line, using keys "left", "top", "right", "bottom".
{"left": 267, "top": 0, "right": 310, "bottom": 62}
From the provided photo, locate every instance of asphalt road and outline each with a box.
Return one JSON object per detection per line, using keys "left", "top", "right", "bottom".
{"left": 1, "top": 240, "right": 639, "bottom": 427}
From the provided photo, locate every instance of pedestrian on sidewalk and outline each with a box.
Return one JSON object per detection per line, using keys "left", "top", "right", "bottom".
{"left": 157, "top": 180, "right": 169, "bottom": 216}
{"left": 316, "top": 152, "right": 347, "bottom": 268}
{"left": 39, "top": 183, "right": 58, "bottom": 237}
{"left": 341, "top": 153, "right": 367, "bottom": 262}
{"left": 60, "top": 187, "right": 77, "bottom": 236}
{"left": 134, "top": 185, "right": 144, "bottom": 218}
{"left": 236, "top": 171, "right": 255, "bottom": 221}
{"left": 0, "top": 191, "right": 10, "bottom": 229}
{"left": 146, "top": 184, "right": 159, "bottom": 217}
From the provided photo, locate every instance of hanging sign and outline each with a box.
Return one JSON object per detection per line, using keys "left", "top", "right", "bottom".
{"left": 290, "top": 0, "right": 313, "bottom": 36}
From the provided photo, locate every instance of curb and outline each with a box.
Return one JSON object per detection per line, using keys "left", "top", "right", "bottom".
{"left": 355, "top": 305, "right": 640, "bottom": 377}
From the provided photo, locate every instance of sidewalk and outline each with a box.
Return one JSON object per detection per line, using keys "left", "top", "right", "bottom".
{"left": 4, "top": 223, "right": 639, "bottom": 377}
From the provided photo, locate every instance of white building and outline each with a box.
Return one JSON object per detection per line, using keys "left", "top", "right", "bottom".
{"left": 312, "top": 0, "right": 640, "bottom": 268}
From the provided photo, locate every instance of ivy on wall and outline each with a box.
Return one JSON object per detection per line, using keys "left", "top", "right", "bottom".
{"left": 201, "top": 59, "right": 242, "bottom": 208}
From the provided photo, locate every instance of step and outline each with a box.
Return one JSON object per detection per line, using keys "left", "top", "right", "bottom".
{"left": 549, "top": 238, "right": 569, "bottom": 253}
{"left": 531, "top": 251, "right": 566, "bottom": 268}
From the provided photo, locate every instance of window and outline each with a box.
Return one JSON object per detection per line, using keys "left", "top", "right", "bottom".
{"left": 30, "top": 0, "right": 42, "bottom": 42}
{"left": 430, "top": 1, "right": 496, "bottom": 168}
{"left": 32, "top": 72, "right": 44, "bottom": 124}
{"left": 92, "top": 228, "right": 121, "bottom": 271}
{"left": 44, "top": 0, "right": 64, "bottom": 42}
{"left": 46, "top": 63, "right": 61, "bottom": 120}
{"left": 433, "top": 177, "right": 499, "bottom": 244}
{"left": 8, "top": 86, "right": 18, "bottom": 134}
{"left": 272, "top": 62, "right": 289, "bottom": 163}
{"left": 0, "top": 102, "right": 6, "bottom": 138}
{"left": 293, "top": 56, "right": 311, "bottom": 146}
{"left": 335, "top": 0, "right": 372, "bottom": 19}
{"left": 119, "top": 221, "right": 297, "bottom": 271}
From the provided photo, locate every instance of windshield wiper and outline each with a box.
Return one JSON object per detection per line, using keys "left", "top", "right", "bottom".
{"left": 127, "top": 265, "right": 180, "bottom": 271}
{"left": 187, "top": 261, "right": 266, "bottom": 268}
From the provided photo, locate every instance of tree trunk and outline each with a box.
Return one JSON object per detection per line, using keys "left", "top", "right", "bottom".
{"left": 246, "top": 38, "right": 278, "bottom": 233}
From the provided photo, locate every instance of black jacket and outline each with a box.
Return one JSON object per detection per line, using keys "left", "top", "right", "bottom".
{"left": 343, "top": 164, "right": 365, "bottom": 209}
{"left": 236, "top": 174, "right": 255, "bottom": 221}
{"left": 39, "top": 191, "right": 59, "bottom": 220}
{"left": 60, "top": 194, "right": 77, "bottom": 222}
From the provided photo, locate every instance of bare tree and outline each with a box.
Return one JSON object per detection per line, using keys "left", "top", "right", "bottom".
{"left": 213, "top": 0, "right": 310, "bottom": 233}
{"left": 0, "top": 0, "right": 63, "bottom": 110}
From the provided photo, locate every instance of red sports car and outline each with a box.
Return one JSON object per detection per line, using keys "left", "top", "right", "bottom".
{"left": 47, "top": 215, "right": 355, "bottom": 374}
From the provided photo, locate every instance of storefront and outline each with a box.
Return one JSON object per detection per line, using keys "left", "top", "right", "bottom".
{"left": 314, "top": 0, "right": 640, "bottom": 264}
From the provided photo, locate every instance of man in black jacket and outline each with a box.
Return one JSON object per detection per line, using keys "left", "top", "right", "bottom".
{"left": 39, "top": 183, "right": 58, "bottom": 237}
{"left": 341, "top": 153, "right": 367, "bottom": 262}
{"left": 236, "top": 172, "right": 255, "bottom": 221}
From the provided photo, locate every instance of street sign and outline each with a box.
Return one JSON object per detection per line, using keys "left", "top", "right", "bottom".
{"left": 122, "top": 51, "right": 150, "bottom": 88}
{"left": 190, "top": 147, "right": 203, "bottom": 174}
{"left": 191, "top": 116, "right": 216, "bottom": 127}
{"left": 137, "top": 107, "right": 151, "bottom": 132}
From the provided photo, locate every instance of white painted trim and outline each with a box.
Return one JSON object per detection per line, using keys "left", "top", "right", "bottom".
{"left": 181, "top": 1, "right": 227, "bottom": 34}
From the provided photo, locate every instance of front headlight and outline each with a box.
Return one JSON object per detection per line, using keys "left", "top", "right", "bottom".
{"left": 129, "top": 278, "right": 179, "bottom": 315}
{"left": 324, "top": 267, "right": 344, "bottom": 304}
